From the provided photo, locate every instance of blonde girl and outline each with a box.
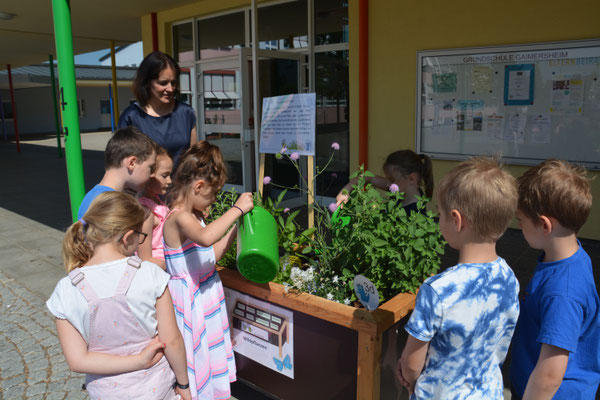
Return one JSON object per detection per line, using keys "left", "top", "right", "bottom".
{"left": 162, "top": 141, "right": 253, "bottom": 400}
{"left": 336, "top": 150, "right": 434, "bottom": 215}
{"left": 139, "top": 145, "right": 173, "bottom": 269}
{"left": 46, "top": 192, "right": 191, "bottom": 400}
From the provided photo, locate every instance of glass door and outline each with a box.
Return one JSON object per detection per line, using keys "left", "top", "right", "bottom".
{"left": 198, "top": 59, "right": 251, "bottom": 193}
{"left": 240, "top": 48, "right": 307, "bottom": 206}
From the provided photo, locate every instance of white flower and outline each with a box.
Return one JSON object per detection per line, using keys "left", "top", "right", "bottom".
{"left": 283, "top": 283, "right": 290, "bottom": 293}
{"left": 333, "top": 275, "right": 339, "bottom": 284}
{"left": 327, "top": 293, "right": 334, "bottom": 301}
{"left": 344, "top": 298, "right": 351, "bottom": 305}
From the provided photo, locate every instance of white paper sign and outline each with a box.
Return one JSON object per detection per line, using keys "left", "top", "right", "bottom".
{"left": 224, "top": 287, "right": 294, "bottom": 378}
{"left": 259, "top": 93, "right": 316, "bottom": 156}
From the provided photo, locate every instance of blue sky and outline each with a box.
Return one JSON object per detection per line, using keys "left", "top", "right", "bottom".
{"left": 74, "top": 48, "right": 110, "bottom": 65}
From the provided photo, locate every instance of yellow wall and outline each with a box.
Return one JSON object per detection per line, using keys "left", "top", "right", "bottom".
{"left": 141, "top": 0, "right": 600, "bottom": 239}
{"left": 362, "top": 0, "right": 600, "bottom": 239}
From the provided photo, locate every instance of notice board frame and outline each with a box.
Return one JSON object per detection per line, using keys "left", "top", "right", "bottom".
{"left": 415, "top": 39, "right": 600, "bottom": 169}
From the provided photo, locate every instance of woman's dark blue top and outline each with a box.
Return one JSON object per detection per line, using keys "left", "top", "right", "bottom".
{"left": 118, "top": 101, "right": 196, "bottom": 162}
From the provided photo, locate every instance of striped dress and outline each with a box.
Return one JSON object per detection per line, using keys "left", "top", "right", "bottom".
{"left": 164, "top": 222, "right": 236, "bottom": 400}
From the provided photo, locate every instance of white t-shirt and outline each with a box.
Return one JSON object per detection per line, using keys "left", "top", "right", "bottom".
{"left": 46, "top": 257, "right": 170, "bottom": 342}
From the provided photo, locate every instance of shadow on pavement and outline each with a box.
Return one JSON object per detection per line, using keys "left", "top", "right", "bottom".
{"left": 0, "top": 141, "right": 105, "bottom": 232}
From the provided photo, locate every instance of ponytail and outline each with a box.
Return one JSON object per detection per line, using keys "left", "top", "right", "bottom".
{"left": 383, "top": 150, "right": 435, "bottom": 199}
{"left": 418, "top": 154, "right": 434, "bottom": 198}
{"left": 62, "top": 192, "right": 148, "bottom": 272}
{"left": 62, "top": 221, "right": 94, "bottom": 272}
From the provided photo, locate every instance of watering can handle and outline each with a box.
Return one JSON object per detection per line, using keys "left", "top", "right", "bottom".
{"left": 245, "top": 211, "right": 254, "bottom": 235}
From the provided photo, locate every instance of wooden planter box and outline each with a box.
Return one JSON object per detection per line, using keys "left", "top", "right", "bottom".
{"left": 218, "top": 267, "right": 416, "bottom": 400}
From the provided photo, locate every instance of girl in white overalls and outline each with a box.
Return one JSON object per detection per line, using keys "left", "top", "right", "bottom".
{"left": 47, "top": 192, "right": 191, "bottom": 400}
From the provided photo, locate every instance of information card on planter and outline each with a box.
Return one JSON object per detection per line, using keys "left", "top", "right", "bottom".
{"left": 224, "top": 287, "right": 295, "bottom": 378}
{"left": 259, "top": 93, "right": 316, "bottom": 156}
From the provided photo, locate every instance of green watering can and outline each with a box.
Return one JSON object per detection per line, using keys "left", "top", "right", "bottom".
{"left": 331, "top": 206, "right": 351, "bottom": 228}
{"left": 237, "top": 206, "right": 279, "bottom": 283}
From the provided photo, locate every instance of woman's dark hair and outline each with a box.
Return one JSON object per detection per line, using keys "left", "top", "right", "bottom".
{"left": 132, "top": 51, "right": 181, "bottom": 106}
{"left": 383, "top": 150, "right": 434, "bottom": 198}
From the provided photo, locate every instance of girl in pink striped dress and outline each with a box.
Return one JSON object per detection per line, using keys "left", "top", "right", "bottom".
{"left": 163, "top": 141, "right": 254, "bottom": 400}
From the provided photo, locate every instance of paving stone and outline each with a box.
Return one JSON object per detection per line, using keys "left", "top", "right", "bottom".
{"left": 0, "top": 373, "right": 25, "bottom": 389}
{"left": 2, "top": 382, "right": 26, "bottom": 398}
{"left": 25, "top": 381, "right": 48, "bottom": 397}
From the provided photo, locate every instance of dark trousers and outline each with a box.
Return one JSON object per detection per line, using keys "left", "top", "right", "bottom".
{"left": 510, "top": 385, "right": 522, "bottom": 400}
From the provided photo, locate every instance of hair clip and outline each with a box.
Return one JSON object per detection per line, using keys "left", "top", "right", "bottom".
{"left": 78, "top": 218, "right": 87, "bottom": 227}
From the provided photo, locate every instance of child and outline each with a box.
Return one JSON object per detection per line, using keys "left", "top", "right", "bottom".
{"left": 509, "top": 159, "right": 600, "bottom": 399}
{"left": 77, "top": 126, "right": 156, "bottom": 219}
{"left": 336, "top": 150, "right": 433, "bottom": 214}
{"left": 397, "top": 157, "right": 520, "bottom": 399}
{"left": 138, "top": 145, "right": 173, "bottom": 269}
{"left": 162, "top": 141, "right": 254, "bottom": 400}
{"left": 47, "top": 191, "right": 191, "bottom": 400}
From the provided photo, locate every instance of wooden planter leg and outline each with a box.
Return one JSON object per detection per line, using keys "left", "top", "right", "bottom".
{"left": 357, "top": 332, "right": 382, "bottom": 400}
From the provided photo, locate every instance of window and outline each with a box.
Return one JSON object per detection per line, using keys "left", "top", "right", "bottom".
{"left": 78, "top": 99, "right": 86, "bottom": 117}
{"left": 258, "top": 0, "right": 308, "bottom": 50}
{"left": 315, "top": 0, "right": 349, "bottom": 46}
{"left": 1, "top": 102, "right": 13, "bottom": 119}
{"left": 173, "top": 22, "right": 194, "bottom": 62}
{"left": 100, "top": 100, "right": 111, "bottom": 114}
{"left": 196, "top": 12, "right": 245, "bottom": 60}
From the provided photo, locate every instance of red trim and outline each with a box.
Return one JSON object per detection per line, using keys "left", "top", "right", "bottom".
{"left": 358, "top": 0, "right": 368, "bottom": 169}
{"left": 151, "top": 13, "right": 158, "bottom": 52}
{"left": 7, "top": 64, "right": 20, "bottom": 153}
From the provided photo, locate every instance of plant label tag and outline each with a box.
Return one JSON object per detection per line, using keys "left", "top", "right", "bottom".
{"left": 353, "top": 275, "right": 379, "bottom": 311}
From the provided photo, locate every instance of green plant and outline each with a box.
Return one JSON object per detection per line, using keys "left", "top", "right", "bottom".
{"left": 205, "top": 188, "right": 238, "bottom": 268}
{"left": 313, "top": 166, "right": 446, "bottom": 302}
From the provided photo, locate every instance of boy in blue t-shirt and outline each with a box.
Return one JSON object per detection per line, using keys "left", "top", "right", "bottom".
{"left": 77, "top": 127, "right": 156, "bottom": 219}
{"left": 510, "top": 159, "right": 600, "bottom": 399}
{"left": 397, "top": 158, "right": 520, "bottom": 399}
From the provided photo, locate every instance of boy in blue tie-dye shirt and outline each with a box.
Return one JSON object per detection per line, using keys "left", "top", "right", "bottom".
{"left": 397, "top": 158, "right": 520, "bottom": 399}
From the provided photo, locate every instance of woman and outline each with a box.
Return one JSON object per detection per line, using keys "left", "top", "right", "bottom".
{"left": 119, "top": 51, "right": 197, "bottom": 163}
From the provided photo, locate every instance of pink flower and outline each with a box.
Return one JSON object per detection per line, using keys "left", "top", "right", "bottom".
{"left": 389, "top": 183, "right": 399, "bottom": 193}
{"left": 331, "top": 172, "right": 338, "bottom": 179}
{"left": 280, "top": 146, "right": 287, "bottom": 154}
{"left": 328, "top": 202, "right": 338, "bottom": 213}
{"left": 290, "top": 152, "right": 300, "bottom": 161}
{"left": 284, "top": 208, "right": 290, "bottom": 213}
{"left": 331, "top": 142, "right": 340, "bottom": 150}
{"left": 263, "top": 176, "right": 272, "bottom": 185}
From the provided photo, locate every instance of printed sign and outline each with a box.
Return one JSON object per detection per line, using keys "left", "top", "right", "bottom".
{"left": 353, "top": 275, "right": 379, "bottom": 311}
{"left": 259, "top": 93, "right": 316, "bottom": 156}
{"left": 224, "top": 287, "right": 295, "bottom": 378}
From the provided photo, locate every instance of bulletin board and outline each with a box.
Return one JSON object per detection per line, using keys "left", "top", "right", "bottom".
{"left": 416, "top": 39, "right": 600, "bottom": 169}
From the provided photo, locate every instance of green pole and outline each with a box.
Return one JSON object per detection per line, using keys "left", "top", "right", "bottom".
{"left": 51, "top": 0, "right": 85, "bottom": 222}
{"left": 49, "top": 54, "right": 63, "bottom": 159}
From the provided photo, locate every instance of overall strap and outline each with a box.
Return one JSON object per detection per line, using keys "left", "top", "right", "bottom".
{"left": 68, "top": 269, "right": 99, "bottom": 302}
{"left": 114, "top": 256, "right": 142, "bottom": 296}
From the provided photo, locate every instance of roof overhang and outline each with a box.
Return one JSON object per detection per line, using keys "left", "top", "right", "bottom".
{"left": 0, "top": 0, "right": 199, "bottom": 69}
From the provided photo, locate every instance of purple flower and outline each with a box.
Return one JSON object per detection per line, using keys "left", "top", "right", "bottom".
{"left": 290, "top": 152, "right": 300, "bottom": 161}
{"left": 328, "top": 202, "right": 338, "bottom": 213}
{"left": 331, "top": 172, "right": 338, "bottom": 179}
{"left": 280, "top": 146, "right": 287, "bottom": 154}
{"left": 263, "top": 176, "right": 272, "bottom": 185}
{"left": 284, "top": 208, "right": 290, "bottom": 213}
{"left": 389, "top": 183, "right": 399, "bottom": 193}
{"left": 331, "top": 142, "right": 340, "bottom": 150}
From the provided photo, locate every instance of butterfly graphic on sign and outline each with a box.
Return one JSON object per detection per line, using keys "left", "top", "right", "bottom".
{"left": 273, "top": 354, "right": 292, "bottom": 371}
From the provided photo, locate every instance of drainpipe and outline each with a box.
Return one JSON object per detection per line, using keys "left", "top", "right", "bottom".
{"left": 49, "top": 54, "right": 63, "bottom": 158}
{"left": 51, "top": 0, "right": 86, "bottom": 222}
{"left": 110, "top": 40, "right": 119, "bottom": 124}
{"left": 151, "top": 13, "right": 159, "bottom": 52}
{"left": 358, "top": 0, "right": 368, "bottom": 169}
{"left": 7, "top": 64, "right": 21, "bottom": 153}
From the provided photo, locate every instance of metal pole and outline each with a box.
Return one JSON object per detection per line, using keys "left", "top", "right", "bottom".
{"left": 110, "top": 40, "right": 120, "bottom": 123}
{"left": 7, "top": 64, "right": 21, "bottom": 152}
{"left": 51, "top": 0, "right": 86, "bottom": 222}
{"left": 49, "top": 54, "right": 63, "bottom": 158}
{"left": 251, "top": 0, "right": 260, "bottom": 190}
{"left": 0, "top": 91, "right": 6, "bottom": 141}
{"left": 151, "top": 13, "right": 159, "bottom": 52}
{"left": 109, "top": 84, "right": 115, "bottom": 131}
